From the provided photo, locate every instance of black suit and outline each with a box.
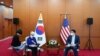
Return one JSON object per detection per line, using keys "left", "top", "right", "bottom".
{"left": 64, "top": 35, "right": 80, "bottom": 56}
{"left": 11, "top": 34, "right": 21, "bottom": 47}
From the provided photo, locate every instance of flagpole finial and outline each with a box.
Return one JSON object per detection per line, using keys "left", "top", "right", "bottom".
{"left": 64, "top": 11, "right": 67, "bottom": 19}
{"left": 39, "top": 12, "right": 43, "bottom": 20}
{"left": 64, "top": 14, "right": 67, "bottom": 19}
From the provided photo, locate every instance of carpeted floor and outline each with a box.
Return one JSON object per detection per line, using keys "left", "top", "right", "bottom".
{"left": 0, "top": 36, "right": 100, "bottom": 56}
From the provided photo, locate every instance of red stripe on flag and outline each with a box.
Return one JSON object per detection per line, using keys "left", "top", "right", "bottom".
{"left": 62, "top": 27, "right": 69, "bottom": 37}
{"left": 60, "top": 33, "right": 66, "bottom": 44}
{"left": 61, "top": 29, "right": 67, "bottom": 40}
{"left": 65, "top": 27, "right": 70, "bottom": 35}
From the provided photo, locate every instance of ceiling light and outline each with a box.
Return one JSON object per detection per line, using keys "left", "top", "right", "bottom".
{"left": 0, "top": 1, "right": 4, "bottom": 4}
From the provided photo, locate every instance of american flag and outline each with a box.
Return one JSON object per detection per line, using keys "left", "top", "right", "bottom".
{"left": 60, "top": 16, "right": 70, "bottom": 44}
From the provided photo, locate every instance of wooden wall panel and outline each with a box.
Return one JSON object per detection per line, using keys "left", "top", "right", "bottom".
{"left": 13, "top": 0, "right": 100, "bottom": 49}
{"left": 0, "top": 13, "right": 13, "bottom": 39}
{"left": 3, "top": 19, "right": 12, "bottom": 37}
{"left": 0, "top": 0, "right": 13, "bottom": 39}
{"left": 0, "top": 12, "right": 3, "bottom": 39}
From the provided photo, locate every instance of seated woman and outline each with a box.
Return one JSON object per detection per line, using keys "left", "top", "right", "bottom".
{"left": 11, "top": 29, "right": 25, "bottom": 50}
{"left": 25, "top": 31, "right": 39, "bottom": 56}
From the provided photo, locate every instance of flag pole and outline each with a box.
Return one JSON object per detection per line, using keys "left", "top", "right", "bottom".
{"left": 64, "top": 11, "right": 71, "bottom": 30}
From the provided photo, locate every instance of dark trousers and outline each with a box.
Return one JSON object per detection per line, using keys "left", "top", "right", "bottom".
{"left": 28, "top": 46, "right": 37, "bottom": 56}
{"left": 64, "top": 47, "right": 78, "bottom": 56}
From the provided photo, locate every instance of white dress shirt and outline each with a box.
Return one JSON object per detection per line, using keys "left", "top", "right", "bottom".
{"left": 71, "top": 35, "right": 75, "bottom": 45}
{"left": 67, "top": 35, "right": 75, "bottom": 47}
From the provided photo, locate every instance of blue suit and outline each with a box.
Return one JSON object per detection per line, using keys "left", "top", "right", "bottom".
{"left": 64, "top": 35, "right": 80, "bottom": 56}
{"left": 26, "top": 36, "right": 38, "bottom": 56}
{"left": 26, "top": 36, "right": 37, "bottom": 46}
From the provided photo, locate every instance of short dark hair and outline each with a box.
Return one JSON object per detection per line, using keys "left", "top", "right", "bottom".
{"left": 16, "top": 29, "right": 22, "bottom": 35}
{"left": 71, "top": 29, "right": 76, "bottom": 33}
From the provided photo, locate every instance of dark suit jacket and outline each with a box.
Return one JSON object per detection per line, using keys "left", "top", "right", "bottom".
{"left": 11, "top": 34, "right": 21, "bottom": 47}
{"left": 66, "top": 35, "right": 80, "bottom": 48}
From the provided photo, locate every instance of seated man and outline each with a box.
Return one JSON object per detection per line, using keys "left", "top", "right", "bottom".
{"left": 26, "top": 31, "right": 38, "bottom": 56}
{"left": 64, "top": 29, "right": 80, "bottom": 56}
